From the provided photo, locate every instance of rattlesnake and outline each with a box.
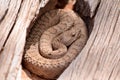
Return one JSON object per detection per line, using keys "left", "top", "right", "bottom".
{"left": 23, "top": 9, "right": 88, "bottom": 79}
{"left": 41, "top": 26, "right": 81, "bottom": 59}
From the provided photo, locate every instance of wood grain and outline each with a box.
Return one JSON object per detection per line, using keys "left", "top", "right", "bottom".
{"left": 0, "top": 0, "right": 49, "bottom": 80}
{"left": 58, "top": 0, "right": 120, "bottom": 80}
{"left": 0, "top": 0, "right": 120, "bottom": 80}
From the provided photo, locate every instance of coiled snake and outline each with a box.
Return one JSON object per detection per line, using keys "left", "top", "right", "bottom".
{"left": 23, "top": 9, "right": 88, "bottom": 79}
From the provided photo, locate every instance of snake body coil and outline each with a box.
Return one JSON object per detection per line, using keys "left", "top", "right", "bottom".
{"left": 23, "top": 9, "right": 88, "bottom": 79}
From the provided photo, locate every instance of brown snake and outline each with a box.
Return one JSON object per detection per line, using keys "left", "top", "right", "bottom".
{"left": 23, "top": 9, "right": 88, "bottom": 79}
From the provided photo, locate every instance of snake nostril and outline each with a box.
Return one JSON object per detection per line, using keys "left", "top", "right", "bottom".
{"left": 72, "top": 33, "right": 76, "bottom": 37}
{"left": 48, "top": 54, "right": 52, "bottom": 55}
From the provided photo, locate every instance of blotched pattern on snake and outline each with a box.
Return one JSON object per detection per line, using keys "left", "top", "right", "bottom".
{"left": 23, "top": 9, "right": 88, "bottom": 79}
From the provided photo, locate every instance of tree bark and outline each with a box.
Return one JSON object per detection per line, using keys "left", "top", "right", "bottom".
{"left": 58, "top": 0, "right": 120, "bottom": 80}
{"left": 0, "top": 0, "right": 49, "bottom": 80}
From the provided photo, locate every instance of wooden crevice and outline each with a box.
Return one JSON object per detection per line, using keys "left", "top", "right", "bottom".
{"left": 0, "top": 0, "right": 120, "bottom": 80}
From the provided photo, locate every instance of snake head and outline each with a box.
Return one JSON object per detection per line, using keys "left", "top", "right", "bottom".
{"left": 57, "top": 29, "right": 81, "bottom": 46}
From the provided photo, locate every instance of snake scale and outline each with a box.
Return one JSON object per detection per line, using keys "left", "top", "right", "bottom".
{"left": 23, "top": 9, "right": 88, "bottom": 79}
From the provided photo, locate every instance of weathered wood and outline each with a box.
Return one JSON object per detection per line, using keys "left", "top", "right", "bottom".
{"left": 0, "top": 0, "right": 120, "bottom": 80}
{"left": 58, "top": 0, "right": 120, "bottom": 80}
{"left": 0, "top": 0, "right": 22, "bottom": 52}
{"left": 86, "top": 0, "right": 101, "bottom": 17}
{"left": 16, "top": 66, "right": 22, "bottom": 80}
{"left": 0, "top": 0, "right": 49, "bottom": 80}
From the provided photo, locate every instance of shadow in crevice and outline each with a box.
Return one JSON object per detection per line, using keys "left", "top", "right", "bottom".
{"left": 22, "top": 0, "right": 100, "bottom": 80}
{"left": 73, "top": 0, "right": 94, "bottom": 35}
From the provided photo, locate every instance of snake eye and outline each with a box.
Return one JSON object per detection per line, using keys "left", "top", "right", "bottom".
{"left": 72, "top": 33, "right": 76, "bottom": 37}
